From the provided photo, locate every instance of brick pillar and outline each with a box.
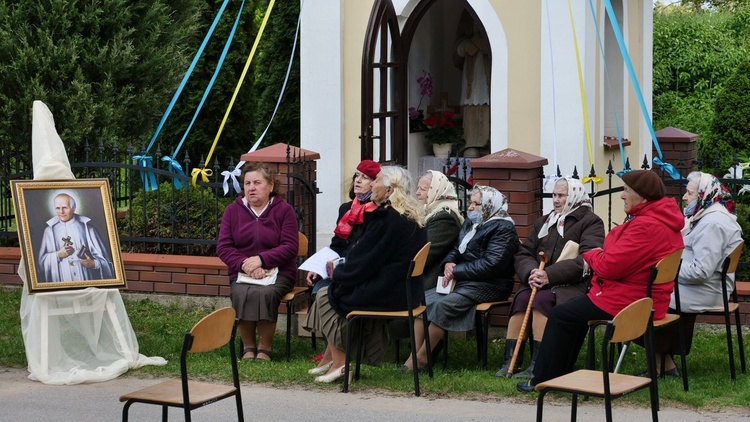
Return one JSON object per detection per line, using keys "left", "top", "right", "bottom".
{"left": 469, "top": 149, "right": 548, "bottom": 240}
{"left": 653, "top": 127, "right": 698, "bottom": 198}
{"left": 240, "top": 143, "right": 320, "bottom": 193}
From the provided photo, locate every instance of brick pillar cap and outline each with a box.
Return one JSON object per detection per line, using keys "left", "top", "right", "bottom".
{"left": 654, "top": 126, "right": 699, "bottom": 143}
{"left": 240, "top": 143, "right": 321, "bottom": 163}
{"left": 469, "top": 148, "right": 548, "bottom": 169}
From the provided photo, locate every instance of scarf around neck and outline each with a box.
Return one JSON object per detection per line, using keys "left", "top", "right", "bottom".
{"left": 333, "top": 197, "right": 378, "bottom": 240}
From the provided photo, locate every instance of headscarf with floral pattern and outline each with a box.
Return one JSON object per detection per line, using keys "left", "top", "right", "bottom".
{"left": 683, "top": 172, "right": 739, "bottom": 235}
{"left": 423, "top": 170, "right": 464, "bottom": 224}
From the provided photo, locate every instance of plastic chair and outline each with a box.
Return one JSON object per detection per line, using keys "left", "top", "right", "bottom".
{"left": 344, "top": 242, "right": 433, "bottom": 396}
{"left": 536, "top": 298, "right": 658, "bottom": 422}
{"left": 120, "top": 307, "right": 243, "bottom": 422}
{"left": 699, "top": 240, "right": 746, "bottom": 380}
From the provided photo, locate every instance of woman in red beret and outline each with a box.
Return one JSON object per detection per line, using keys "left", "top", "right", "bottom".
{"left": 305, "top": 160, "right": 381, "bottom": 362}
{"left": 518, "top": 170, "right": 684, "bottom": 392}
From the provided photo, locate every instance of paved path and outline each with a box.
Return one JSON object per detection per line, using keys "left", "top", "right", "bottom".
{"left": 1, "top": 367, "right": 747, "bottom": 422}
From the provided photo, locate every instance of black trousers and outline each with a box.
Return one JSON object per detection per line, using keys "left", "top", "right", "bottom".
{"left": 531, "top": 295, "right": 613, "bottom": 384}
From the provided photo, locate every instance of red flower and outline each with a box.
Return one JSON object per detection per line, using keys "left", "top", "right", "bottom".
{"left": 424, "top": 116, "right": 438, "bottom": 126}
{"left": 442, "top": 111, "right": 455, "bottom": 121}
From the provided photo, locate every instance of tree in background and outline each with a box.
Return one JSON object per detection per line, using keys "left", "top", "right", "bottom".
{"left": 0, "top": 0, "right": 302, "bottom": 171}
{"left": 0, "top": 0, "right": 204, "bottom": 163}
{"left": 652, "top": 3, "right": 749, "bottom": 166}
{"left": 710, "top": 58, "right": 750, "bottom": 163}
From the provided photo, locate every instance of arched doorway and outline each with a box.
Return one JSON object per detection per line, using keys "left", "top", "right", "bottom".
{"left": 361, "top": 0, "right": 497, "bottom": 168}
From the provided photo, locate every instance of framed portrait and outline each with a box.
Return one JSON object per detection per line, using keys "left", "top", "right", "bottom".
{"left": 10, "top": 178, "right": 126, "bottom": 294}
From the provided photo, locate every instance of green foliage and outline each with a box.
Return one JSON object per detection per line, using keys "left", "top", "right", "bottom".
{"left": 117, "top": 181, "right": 232, "bottom": 255}
{"left": 709, "top": 58, "right": 750, "bottom": 168}
{"left": 0, "top": 0, "right": 204, "bottom": 162}
{"left": 653, "top": 5, "right": 750, "bottom": 168}
{"left": 248, "top": 0, "right": 301, "bottom": 148}
{"left": 733, "top": 203, "right": 750, "bottom": 279}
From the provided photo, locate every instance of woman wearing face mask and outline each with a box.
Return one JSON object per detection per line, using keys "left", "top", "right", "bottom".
{"left": 401, "top": 185, "right": 519, "bottom": 371}
{"left": 649, "top": 171, "right": 742, "bottom": 376}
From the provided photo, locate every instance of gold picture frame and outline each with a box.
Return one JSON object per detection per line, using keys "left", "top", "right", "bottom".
{"left": 10, "top": 178, "right": 126, "bottom": 294}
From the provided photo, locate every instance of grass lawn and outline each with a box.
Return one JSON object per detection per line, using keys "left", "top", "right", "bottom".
{"left": 2, "top": 286, "right": 749, "bottom": 411}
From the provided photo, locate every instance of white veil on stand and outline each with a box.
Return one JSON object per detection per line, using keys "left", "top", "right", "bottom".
{"left": 18, "top": 101, "right": 166, "bottom": 385}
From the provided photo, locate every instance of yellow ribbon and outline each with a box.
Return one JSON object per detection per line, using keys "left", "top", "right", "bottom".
{"left": 567, "top": 0, "right": 600, "bottom": 186}
{"left": 191, "top": 168, "right": 213, "bottom": 185}
{"left": 193, "top": 0, "right": 276, "bottom": 187}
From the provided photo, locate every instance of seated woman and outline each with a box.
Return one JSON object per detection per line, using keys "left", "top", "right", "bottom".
{"left": 652, "top": 171, "right": 743, "bottom": 375}
{"left": 402, "top": 186, "right": 520, "bottom": 371}
{"left": 217, "top": 162, "right": 299, "bottom": 362}
{"left": 496, "top": 177, "right": 604, "bottom": 378}
{"left": 303, "top": 166, "right": 427, "bottom": 382}
{"left": 415, "top": 170, "right": 464, "bottom": 289}
{"left": 518, "top": 170, "right": 684, "bottom": 392}
{"left": 305, "top": 160, "right": 380, "bottom": 362}
{"left": 389, "top": 171, "right": 464, "bottom": 341}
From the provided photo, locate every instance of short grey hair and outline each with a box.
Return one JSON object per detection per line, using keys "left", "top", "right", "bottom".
{"left": 686, "top": 171, "right": 702, "bottom": 185}
{"left": 53, "top": 193, "right": 77, "bottom": 209}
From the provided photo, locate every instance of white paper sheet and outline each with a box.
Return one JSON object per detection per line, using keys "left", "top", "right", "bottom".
{"left": 298, "top": 247, "right": 340, "bottom": 277}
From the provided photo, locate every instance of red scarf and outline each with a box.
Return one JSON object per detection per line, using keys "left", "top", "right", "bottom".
{"left": 333, "top": 198, "right": 378, "bottom": 239}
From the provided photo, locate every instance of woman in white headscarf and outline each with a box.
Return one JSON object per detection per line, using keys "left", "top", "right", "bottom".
{"left": 401, "top": 185, "right": 519, "bottom": 371}
{"left": 651, "top": 171, "right": 743, "bottom": 376}
{"left": 496, "top": 177, "right": 604, "bottom": 378}
{"left": 415, "top": 170, "right": 464, "bottom": 289}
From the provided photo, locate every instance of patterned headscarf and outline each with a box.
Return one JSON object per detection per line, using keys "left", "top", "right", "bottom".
{"left": 684, "top": 172, "right": 739, "bottom": 235}
{"left": 458, "top": 186, "right": 513, "bottom": 253}
{"left": 423, "top": 171, "right": 464, "bottom": 224}
{"left": 537, "top": 177, "right": 592, "bottom": 238}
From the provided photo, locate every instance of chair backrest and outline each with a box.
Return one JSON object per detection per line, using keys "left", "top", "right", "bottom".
{"left": 651, "top": 248, "right": 684, "bottom": 286}
{"left": 298, "top": 232, "right": 309, "bottom": 258}
{"left": 188, "top": 307, "right": 237, "bottom": 353}
{"left": 609, "top": 297, "right": 654, "bottom": 344}
{"left": 723, "top": 240, "right": 744, "bottom": 275}
{"left": 410, "top": 242, "right": 432, "bottom": 278}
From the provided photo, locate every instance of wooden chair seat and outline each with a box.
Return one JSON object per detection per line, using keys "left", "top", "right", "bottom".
{"left": 347, "top": 305, "right": 426, "bottom": 319}
{"left": 537, "top": 298, "right": 658, "bottom": 422}
{"left": 698, "top": 240, "right": 746, "bottom": 381}
{"left": 120, "top": 379, "right": 237, "bottom": 407}
{"left": 652, "top": 313, "right": 679, "bottom": 328}
{"left": 704, "top": 302, "right": 739, "bottom": 314}
{"left": 119, "top": 307, "right": 243, "bottom": 422}
{"left": 536, "top": 369, "right": 651, "bottom": 397}
{"left": 344, "top": 242, "right": 433, "bottom": 397}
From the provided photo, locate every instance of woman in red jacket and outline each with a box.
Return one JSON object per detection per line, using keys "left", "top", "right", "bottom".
{"left": 518, "top": 170, "right": 684, "bottom": 392}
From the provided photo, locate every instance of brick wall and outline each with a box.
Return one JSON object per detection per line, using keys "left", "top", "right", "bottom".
{"left": 0, "top": 247, "right": 231, "bottom": 297}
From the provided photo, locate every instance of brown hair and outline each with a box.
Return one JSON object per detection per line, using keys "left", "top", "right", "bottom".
{"left": 240, "top": 162, "right": 282, "bottom": 198}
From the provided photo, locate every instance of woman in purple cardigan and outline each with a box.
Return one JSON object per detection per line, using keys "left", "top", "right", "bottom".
{"left": 217, "top": 162, "right": 298, "bottom": 362}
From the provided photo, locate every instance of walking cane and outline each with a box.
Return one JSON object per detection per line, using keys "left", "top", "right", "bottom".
{"left": 507, "top": 251, "right": 548, "bottom": 377}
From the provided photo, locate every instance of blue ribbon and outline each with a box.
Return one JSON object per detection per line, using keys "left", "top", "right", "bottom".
{"left": 602, "top": 0, "right": 681, "bottom": 180}
{"left": 587, "top": 0, "right": 627, "bottom": 172}
{"left": 171, "top": 0, "right": 246, "bottom": 171}
{"left": 161, "top": 155, "right": 187, "bottom": 189}
{"left": 142, "top": 0, "right": 231, "bottom": 156}
{"left": 132, "top": 155, "right": 159, "bottom": 191}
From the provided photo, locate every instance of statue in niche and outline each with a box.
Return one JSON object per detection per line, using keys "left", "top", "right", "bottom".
{"left": 454, "top": 9, "right": 490, "bottom": 157}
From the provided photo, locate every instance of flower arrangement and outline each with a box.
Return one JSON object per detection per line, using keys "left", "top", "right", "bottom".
{"left": 409, "top": 71, "right": 433, "bottom": 120}
{"left": 424, "top": 110, "right": 464, "bottom": 145}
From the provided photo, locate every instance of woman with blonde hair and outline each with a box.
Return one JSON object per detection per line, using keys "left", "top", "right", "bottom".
{"left": 304, "top": 166, "right": 427, "bottom": 382}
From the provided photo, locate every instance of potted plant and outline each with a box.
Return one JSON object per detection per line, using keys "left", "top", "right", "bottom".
{"left": 424, "top": 111, "right": 464, "bottom": 158}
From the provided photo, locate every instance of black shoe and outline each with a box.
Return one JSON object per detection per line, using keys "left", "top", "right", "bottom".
{"left": 663, "top": 367, "right": 681, "bottom": 377}
{"left": 495, "top": 339, "right": 525, "bottom": 377}
{"left": 516, "top": 380, "right": 536, "bottom": 393}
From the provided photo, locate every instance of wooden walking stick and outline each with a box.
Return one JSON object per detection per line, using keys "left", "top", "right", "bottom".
{"left": 507, "top": 251, "right": 548, "bottom": 377}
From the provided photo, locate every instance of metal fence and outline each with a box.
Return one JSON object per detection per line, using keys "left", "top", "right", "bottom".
{"left": 0, "top": 141, "right": 319, "bottom": 255}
